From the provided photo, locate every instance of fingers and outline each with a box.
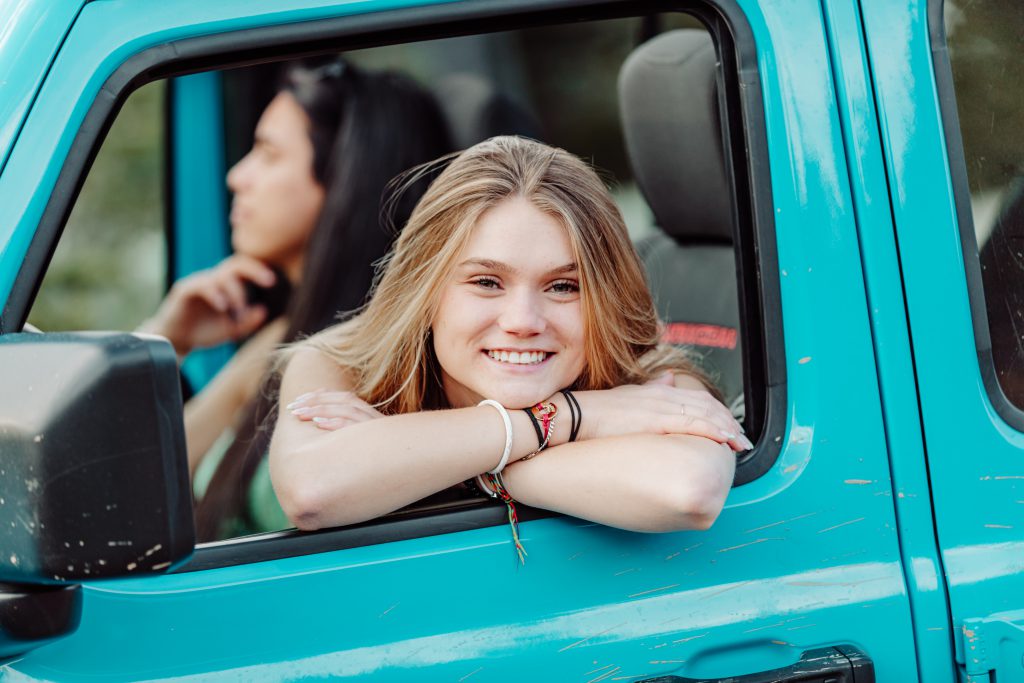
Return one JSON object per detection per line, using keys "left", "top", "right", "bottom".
{"left": 631, "top": 383, "right": 750, "bottom": 450}
{"left": 678, "top": 391, "right": 743, "bottom": 436}
{"left": 285, "top": 389, "right": 383, "bottom": 430}
{"left": 223, "top": 254, "right": 277, "bottom": 289}
{"left": 674, "top": 411, "right": 754, "bottom": 451}
{"left": 233, "top": 304, "right": 268, "bottom": 337}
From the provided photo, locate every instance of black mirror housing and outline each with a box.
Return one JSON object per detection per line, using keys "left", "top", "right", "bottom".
{"left": 0, "top": 332, "right": 194, "bottom": 584}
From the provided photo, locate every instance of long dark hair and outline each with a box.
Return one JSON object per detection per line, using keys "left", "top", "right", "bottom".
{"left": 194, "top": 59, "right": 452, "bottom": 540}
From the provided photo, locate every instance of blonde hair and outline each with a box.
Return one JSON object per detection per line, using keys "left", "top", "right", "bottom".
{"left": 303, "top": 136, "right": 709, "bottom": 413}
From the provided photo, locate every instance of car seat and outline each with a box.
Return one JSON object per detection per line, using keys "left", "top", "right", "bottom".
{"left": 618, "top": 29, "right": 744, "bottom": 415}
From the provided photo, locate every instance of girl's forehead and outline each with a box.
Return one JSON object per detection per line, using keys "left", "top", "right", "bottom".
{"left": 462, "top": 197, "right": 572, "bottom": 254}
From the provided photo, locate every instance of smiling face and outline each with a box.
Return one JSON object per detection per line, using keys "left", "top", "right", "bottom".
{"left": 226, "top": 91, "right": 325, "bottom": 283}
{"left": 431, "top": 196, "right": 587, "bottom": 409}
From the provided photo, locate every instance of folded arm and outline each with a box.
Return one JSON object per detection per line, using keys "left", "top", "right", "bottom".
{"left": 270, "top": 347, "right": 741, "bottom": 532}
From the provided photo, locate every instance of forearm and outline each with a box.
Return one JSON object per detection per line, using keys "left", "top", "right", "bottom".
{"left": 270, "top": 404, "right": 543, "bottom": 530}
{"left": 500, "top": 434, "right": 735, "bottom": 532}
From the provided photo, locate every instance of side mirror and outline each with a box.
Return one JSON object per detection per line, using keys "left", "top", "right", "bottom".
{"left": 0, "top": 332, "right": 194, "bottom": 657}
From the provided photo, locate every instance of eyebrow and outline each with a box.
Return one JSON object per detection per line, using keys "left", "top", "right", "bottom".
{"left": 458, "top": 258, "right": 578, "bottom": 277}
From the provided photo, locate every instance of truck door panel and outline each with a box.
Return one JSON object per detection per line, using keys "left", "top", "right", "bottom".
{"left": 0, "top": 0, "right": 923, "bottom": 679}
{"left": 862, "top": 0, "right": 1024, "bottom": 681}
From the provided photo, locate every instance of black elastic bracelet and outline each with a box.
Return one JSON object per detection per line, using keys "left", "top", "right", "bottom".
{"left": 560, "top": 389, "right": 582, "bottom": 442}
{"left": 523, "top": 408, "right": 544, "bottom": 449}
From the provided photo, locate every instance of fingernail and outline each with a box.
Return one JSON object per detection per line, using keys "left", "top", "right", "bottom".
{"left": 312, "top": 416, "right": 329, "bottom": 423}
{"left": 720, "top": 431, "right": 737, "bottom": 440}
{"left": 740, "top": 436, "right": 755, "bottom": 450}
{"left": 287, "top": 394, "right": 316, "bottom": 410}
{"left": 291, "top": 407, "right": 312, "bottom": 416}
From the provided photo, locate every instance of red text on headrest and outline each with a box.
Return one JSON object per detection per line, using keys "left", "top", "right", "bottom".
{"left": 661, "top": 322, "right": 738, "bottom": 350}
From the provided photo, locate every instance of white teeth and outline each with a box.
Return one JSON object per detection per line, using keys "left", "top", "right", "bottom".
{"left": 488, "top": 350, "right": 547, "bottom": 365}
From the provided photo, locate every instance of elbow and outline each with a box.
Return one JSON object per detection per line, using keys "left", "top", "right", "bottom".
{"left": 655, "top": 484, "right": 726, "bottom": 532}
{"left": 660, "top": 448, "right": 734, "bottom": 532}
{"left": 278, "top": 486, "right": 329, "bottom": 532}
{"left": 271, "top": 447, "right": 351, "bottom": 532}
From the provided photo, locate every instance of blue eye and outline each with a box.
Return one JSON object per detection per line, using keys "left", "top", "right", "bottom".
{"left": 550, "top": 279, "right": 580, "bottom": 294}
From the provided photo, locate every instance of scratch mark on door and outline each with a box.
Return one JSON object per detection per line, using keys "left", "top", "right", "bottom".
{"left": 700, "top": 581, "right": 752, "bottom": 600}
{"left": 458, "top": 667, "right": 483, "bottom": 681}
{"left": 744, "top": 512, "right": 818, "bottom": 534}
{"left": 744, "top": 621, "right": 785, "bottom": 633}
{"left": 718, "top": 537, "right": 784, "bottom": 552}
{"left": 586, "top": 666, "right": 621, "bottom": 682}
{"left": 817, "top": 517, "right": 865, "bottom": 533}
{"left": 586, "top": 665, "right": 615, "bottom": 675}
{"left": 558, "top": 623, "right": 626, "bottom": 653}
{"left": 628, "top": 584, "right": 680, "bottom": 598}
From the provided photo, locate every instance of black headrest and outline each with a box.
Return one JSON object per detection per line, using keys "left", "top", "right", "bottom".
{"left": 619, "top": 30, "right": 732, "bottom": 244}
{"left": 433, "top": 73, "right": 543, "bottom": 149}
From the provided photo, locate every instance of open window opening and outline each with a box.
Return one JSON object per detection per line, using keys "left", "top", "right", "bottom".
{"left": 933, "top": 0, "right": 1024, "bottom": 427}
{"left": 11, "top": 1, "right": 781, "bottom": 569}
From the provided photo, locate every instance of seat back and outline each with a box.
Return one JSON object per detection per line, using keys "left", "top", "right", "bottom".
{"left": 619, "top": 29, "right": 743, "bottom": 409}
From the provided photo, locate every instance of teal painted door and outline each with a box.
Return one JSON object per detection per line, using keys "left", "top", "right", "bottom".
{"left": 0, "top": 0, "right": 925, "bottom": 679}
{"left": 862, "top": 1, "right": 1024, "bottom": 682}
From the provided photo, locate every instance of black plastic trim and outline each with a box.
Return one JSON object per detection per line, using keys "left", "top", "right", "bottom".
{"left": 163, "top": 77, "right": 177, "bottom": 293}
{"left": 0, "top": 583, "right": 82, "bottom": 659}
{"left": 1, "top": 0, "right": 784, "bottom": 570}
{"left": 175, "top": 500, "right": 552, "bottom": 572}
{"left": 927, "top": 0, "right": 1024, "bottom": 432}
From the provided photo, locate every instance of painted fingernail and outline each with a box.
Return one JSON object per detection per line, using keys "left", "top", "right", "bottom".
{"left": 291, "top": 407, "right": 312, "bottom": 416}
{"left": 312, "top": 416, "right": 330, "bottom": 423}
{"left": 740, "top": 436, "right": 755, "bottom": 450}
{"left": 720, "top": 431, "right": 738, "bottom": 440}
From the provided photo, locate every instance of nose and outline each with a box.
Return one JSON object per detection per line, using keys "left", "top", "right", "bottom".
{"left": 497, "top": 287, "right": 547, "bottom": 336}
{"left": 226, "top": 152, "right": 253, "bottom": 193}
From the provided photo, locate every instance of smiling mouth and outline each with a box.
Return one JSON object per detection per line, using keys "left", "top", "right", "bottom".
{"left": 485, "top": 349, "right": 549, "bottom": 365}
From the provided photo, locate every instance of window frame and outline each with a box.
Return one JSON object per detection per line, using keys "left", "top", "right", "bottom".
{"left": 0, "top": 0, "right": 785, "bottom": 571}
{"left": 928, "top": 0, "right": 1024, "bottom": 431}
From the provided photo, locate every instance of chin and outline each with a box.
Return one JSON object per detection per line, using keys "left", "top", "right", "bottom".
{"left": 491, "top": 385, "right": 557, "bottom": 410}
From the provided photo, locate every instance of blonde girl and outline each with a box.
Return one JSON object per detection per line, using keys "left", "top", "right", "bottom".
{"left": 269, "top": 136, "right": 748, "bottom": 539}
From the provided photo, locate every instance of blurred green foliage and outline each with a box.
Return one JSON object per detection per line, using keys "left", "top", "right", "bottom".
{"left": 28, "top": 81, "right": 166, "bottom": 332}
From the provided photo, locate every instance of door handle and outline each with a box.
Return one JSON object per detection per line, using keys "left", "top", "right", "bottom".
{"left": 639, "top": 644, "right": 874, "bottom": 683}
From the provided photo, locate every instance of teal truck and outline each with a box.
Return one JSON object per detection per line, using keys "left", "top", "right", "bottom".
{"left": 0, "top": 0, "right": 1022, "bottom": 680}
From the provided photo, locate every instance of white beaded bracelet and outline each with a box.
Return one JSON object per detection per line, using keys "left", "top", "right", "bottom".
{"left": 478, "top": 399, "right": 513, "bottom": 474}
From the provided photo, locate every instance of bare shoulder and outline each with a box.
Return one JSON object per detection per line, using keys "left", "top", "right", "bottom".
{"left": 279, "top": 345, "right": 357, "bottom": 402}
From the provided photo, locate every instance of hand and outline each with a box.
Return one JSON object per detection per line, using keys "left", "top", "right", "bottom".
{"left": 139, "top": 255, "right": 278, "bottom": 357}
{"left": 286, "top": 389, "right": 384, "bottom": 431}
{"left": 571, "top": 376, "right": 752, "bottom": 452}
